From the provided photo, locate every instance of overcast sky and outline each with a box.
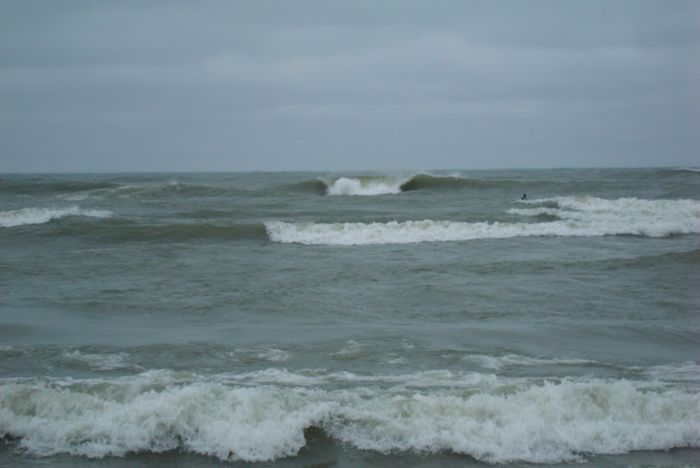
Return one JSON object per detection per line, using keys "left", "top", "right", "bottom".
{"left": 1, "top": 0, "right": 698, "bottom": 172}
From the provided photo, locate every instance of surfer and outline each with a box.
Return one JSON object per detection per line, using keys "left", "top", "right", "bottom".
{"left": 521, "top": 193, "right": 527, "bottom": 200}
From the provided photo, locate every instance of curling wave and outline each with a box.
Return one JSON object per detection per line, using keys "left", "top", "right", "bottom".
{"left": 0, "top": 206, "right": 113, "bottom": 228}
{"left": 266, "top": 197, "right": 700, "bottom": 245}
{"left": 0, "top": 370, "right": 697, "bottom": 463}
{"left": 292, "top": 174, "right": 471, "bottom": 196}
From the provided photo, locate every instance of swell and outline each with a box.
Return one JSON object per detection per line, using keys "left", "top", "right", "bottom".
{"left": 44, "top": 219, "right": 268, "bottom": 242}
{"left": 284, "top": 179, "right": 328, "bottom": 195}
{"left": 110, "top": 182, "right": 240, "bottom": 198}
{"left": 0, "top": 179, "right": 119, "bottom": 194}
{"left": 0, "top": 178, "right": 249, "bottom": 199}
{"left": 399, "top": 173, "right": 475, "bottom": 191}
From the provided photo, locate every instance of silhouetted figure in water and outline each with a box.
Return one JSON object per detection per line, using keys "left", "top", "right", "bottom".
{"left": 521, "top": 193, "right": 527, "bottom": 200}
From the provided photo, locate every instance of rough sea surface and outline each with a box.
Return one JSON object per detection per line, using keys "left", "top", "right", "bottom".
{"left": 1, "top": 168, "right": 699, "bottom": 467}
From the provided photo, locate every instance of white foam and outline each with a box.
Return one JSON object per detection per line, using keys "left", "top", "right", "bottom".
{"left": 0, "top": 206, "right": 112, "bottom": 228}
{"left": 0, "top": 372, "right": 697, "bottom": 463}
{"left": 463, "top": 353, "right": 597, "bottom": 370}
{"left": 327, "top": 379, "right": 700, "bottom": 463}
{"left": 61, "top": 351, "right": 133, "bottom": 371}
{"left": 225, "top": 348, "right": 291, "bottom": 363}
{"left": 637, "top": 361, "right": 700, "bottom": 382}
{"left": 329, "top": 340, "right": 367, "bottom": 360}
{"left": 266, "top": 197, "right": 700, "bottom": 245}
{"left": 325, "top": 176, "right": 406, "bottom": 196}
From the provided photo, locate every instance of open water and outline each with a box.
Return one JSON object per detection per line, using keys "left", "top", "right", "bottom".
{"left": 1, "top": 168, "right": 699, "bottom": 466}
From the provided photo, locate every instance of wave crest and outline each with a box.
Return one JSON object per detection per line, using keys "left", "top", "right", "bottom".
{"left": 291, "top": 174, "right": 470, "bottom": 196}
{"left": 266, "top": 197, "right": 700, "bottom": 245}
{"left": 326, "top": 176, "right": 405, "bottom": 196}
{"left": 1, "top": 371, "right": 697, "bottom": 463}
{"left": 0, "top": 206, "right": 113, "bottom": 228}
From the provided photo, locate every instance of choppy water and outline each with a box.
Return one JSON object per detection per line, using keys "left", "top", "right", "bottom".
{"left": 1, "top": 168, "right": 699, "bottom": 467}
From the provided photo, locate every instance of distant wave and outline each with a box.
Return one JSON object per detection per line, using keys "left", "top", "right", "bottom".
{"left": 1, "top": 369, "right": 697, "bottom": 463}
{"left": 0, "top": 206, "right": 113, "bottom": 228}
{"left": 674, "top": 167, "right": 700, "bottom": 173}
{"left": 398, "top": 173, "right": 472, "bottom": 191}
{"left": 266, "top": 197, "right": 700, "bottom": 245}
{"left": 110, "top": 181, "right": 235, "bottom": 198}
{"left": 0, "top": 180, "right": 119, "bottom": 195}
{"left": 0, "top": 178, "right": 247, "bottom": 200}
{"left": 291, "top": 173, "right": 472, "bottom": 196}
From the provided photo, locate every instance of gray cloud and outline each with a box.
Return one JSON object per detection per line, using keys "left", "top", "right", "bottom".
{"left": 1, "top": 0, "right": 698, "bottom": 171}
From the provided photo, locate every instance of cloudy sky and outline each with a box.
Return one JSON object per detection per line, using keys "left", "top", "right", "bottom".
{"left": 1, "top": 0, "right": 698, "bottom": 172}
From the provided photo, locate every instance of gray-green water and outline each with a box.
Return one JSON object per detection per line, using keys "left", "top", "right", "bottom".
{"left": 1, "top": 168, "right": 699, "bottom": 466}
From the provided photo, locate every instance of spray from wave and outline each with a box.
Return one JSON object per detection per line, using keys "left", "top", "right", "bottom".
{"left": 290, "top": 174, "right": 470, "bottom": 196}
{"left": 266, "top": 197, "right": 700, "bottom": 245}
{"left": 325, "top": 176, "right": 405, "bottom": 196}
{"left": 0, "top": 206, "right": 113, "bottom": 228}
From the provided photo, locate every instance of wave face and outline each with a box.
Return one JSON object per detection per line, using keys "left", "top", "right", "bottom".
{"left": 0, "top": 370, "right": 697, "bottom": 463}
{"left": 266, "top": 197, "right": 700, "bottom": 245}
{"left": 0, "top": 206, "right": 113, "bottom": 228}
{"left": 398, "top": 173, "right": 471, "bottom": 191}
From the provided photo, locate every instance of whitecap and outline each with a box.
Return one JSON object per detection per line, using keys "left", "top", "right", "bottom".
{"left": 0, "top": 206, "right": 112, "bottom": 228}
{"left": 60, "top": 350, "right": 133, "bottom": 371}
{"left": 266, "top": 197, "right": 700, "bottom": 245}
{"left": 325, "top": 176, "right": 406, "bottom": 196}
{"left": 0, "top": 372, "right": 697, "bottom": 463}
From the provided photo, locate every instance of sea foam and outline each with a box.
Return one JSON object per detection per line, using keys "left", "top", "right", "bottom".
{"left": 321, "top": 173, "right": 468, "bottom": 196}
{"left": 0, "top": 371, "right": 697, "bottom": 463}
{"left": 266, "top": 197, "right": 700, "bottom": 245}
{"left": 325, "top": 176, "right": 406, "bottom": 196}
{"left": 0, "top": 206, "right": 112, "bottom": 228}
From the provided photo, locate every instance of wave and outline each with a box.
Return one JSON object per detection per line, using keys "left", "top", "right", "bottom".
{"left": 674, "top": 167, "right": 700, "bottom": 173}
{"left": 266, "top": 196, "right": 700, "bottom": 245}
{"left": 47, "top": 220, "right": 268, "bottom": 242}
{"left": 326, "top": 176, "right": 405, "bottom": 196}
{"left": 291, "top": 173, "right": 472, "bottom": 196}
{"left": 0, "top": 179, "right": 119, "bottom": 195}
{"left": 398, "top": 173, "right": 472, "bottom": 191}
{"left": 1, "top": 178, "right": 249, "bottom": 200}
{"left": 0, "top": 370, "right": 697, "bottom": 463}
{"left": 110, "top": 181, "right": 235, "bottom": 198}
{"left": 60, "top": 350, "right": 133, "bottom": 371}
{"left": 462, "top": 353, "right": 598, "bottom": 370}
{"left": 0, "top": 206, "right": 113, "bottom": 228}
{"left": 286, "top": 179, "right": 333, "bottom": 195}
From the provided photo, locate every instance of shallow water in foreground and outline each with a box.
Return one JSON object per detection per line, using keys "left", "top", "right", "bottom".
{"left": 1, "top": 168, "right": 699, "bottom": 466}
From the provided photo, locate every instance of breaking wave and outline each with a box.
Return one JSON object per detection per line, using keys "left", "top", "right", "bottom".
{"left": 326, "top": 176, "right": 405, "bottom": 196}
{"left": 0, "top": 206, "right": 113, "bottom": 228}
{"left": 292, "top": 174, "right": 471, "bottom": 196}
{"left": 266, "top": 196, "right": 700, "bottom": 245}
{"left": 0, "top": 370, "right": 697, "bottom": 463}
